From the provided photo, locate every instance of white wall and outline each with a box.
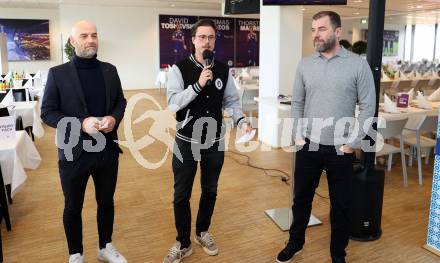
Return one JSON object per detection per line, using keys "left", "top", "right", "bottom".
{"left": 59, "top": 4, "right": 228, "bottom": 90}
{"left": 0, "top": 7, "right": 62, "bottom": 73}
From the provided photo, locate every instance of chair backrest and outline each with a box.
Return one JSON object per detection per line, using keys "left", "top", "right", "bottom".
{"left": 419, "top": 115, "right": 438, "bottom": 133}
{"left": 427, "top": 78, "right": 439, "bottom": 87}
{"left": 378, "top": 117, "right": 408, "bottom": 139}
{"left": 0, "top": 107, "right": 8, "bottom": 117}
{"left": 241, "top": 89, "right": 259, "bottom": 112}
{"left": 15, "top": 116, "right": 23, "bottom": 131}
{"left": 380, "top": 81, "right": 393, "bottom": 91}
{"left": 415, "top": 79, "right": 431, "bottom": 90}
{"left": 11, "top": 89, "right": 31, "bottom": 102}
{"left": 40, "top": 70, "right": 48, "bottom": 86}
{"left": 249, "top": 66, "right": 258, "bottom": 74}
{"left": 397, "top": 79, "right": 413, "bottom": 92}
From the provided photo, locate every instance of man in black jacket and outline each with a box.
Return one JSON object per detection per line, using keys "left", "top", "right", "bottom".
{"left": 41, "top": 20, "right": 127, "bottom": 263}
{"left": 163, "top": 19, "right": 252, "bottom": 263}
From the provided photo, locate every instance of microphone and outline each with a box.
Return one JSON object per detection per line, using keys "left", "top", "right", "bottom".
{"left": 203, "top": 50, "right": 214, "bottom": 86}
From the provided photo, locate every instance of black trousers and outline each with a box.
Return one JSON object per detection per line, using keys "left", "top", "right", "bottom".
{"left": 289, "top": 140, "right": 354, "bottom": 258}
{"left": 172, "top": 138, "right": 225, "bottom": 248}
{"left": 58, "top": 146, "right": 119, "bottom": 255}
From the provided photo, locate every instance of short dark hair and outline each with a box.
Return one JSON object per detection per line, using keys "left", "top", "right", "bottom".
{"left": 312, "top": 11, "right": 341, "bottom": 30}
{"left": 191, "top": 19, "right": 217, "bottom": 37}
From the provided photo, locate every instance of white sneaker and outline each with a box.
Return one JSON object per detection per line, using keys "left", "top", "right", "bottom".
{"left": 163, "top": 242, "right": 193, "bottom": 263}
{"left": 97, "top": 243, "right": 127, "bottom": 263}
{"left": 194, "top": 231, "right": 218, "bottom": 256}
{"left": 69, "top": 253, "right": 84, "bottom": 263}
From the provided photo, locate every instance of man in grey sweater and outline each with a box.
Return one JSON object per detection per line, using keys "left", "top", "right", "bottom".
{"left": 276, "top": 11, "right": 375, "bottom": 263}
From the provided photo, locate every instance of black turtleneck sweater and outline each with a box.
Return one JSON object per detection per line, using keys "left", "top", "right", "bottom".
{"left": 73, "top": 54, "right": 106, "bottom": 118}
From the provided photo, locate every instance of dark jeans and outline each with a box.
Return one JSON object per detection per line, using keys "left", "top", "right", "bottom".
{"left": 289, "top": 140, "right": 354, "bottom": 258}
{"left": 58, "top": 146, "right": 119, "bottom": 255}
{"left": 172, "top": 138, "right": 225, "bottom": 248}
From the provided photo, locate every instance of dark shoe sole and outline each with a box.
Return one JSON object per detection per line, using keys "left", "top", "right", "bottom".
{"left": 275, "top": 250, "right": 302, "bottom": 263}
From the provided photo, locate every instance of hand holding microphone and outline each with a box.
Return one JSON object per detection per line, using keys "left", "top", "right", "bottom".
{"left": 198, "top": 50, "right": 214, "bottom": 88}
{"left": 198, "top": 66, "right": 213, "bottom": 88}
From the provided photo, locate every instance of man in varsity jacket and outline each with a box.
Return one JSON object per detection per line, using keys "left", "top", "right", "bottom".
{"left": 163, "top": 19, "right": 252, "bottom": 263}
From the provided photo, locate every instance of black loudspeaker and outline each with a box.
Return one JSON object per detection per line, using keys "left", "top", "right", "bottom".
{"left": 349, "top": 0, "right": 387, "bottom": 242}
{"left": 349, "top": 162, "right": 385, "bottom": 241}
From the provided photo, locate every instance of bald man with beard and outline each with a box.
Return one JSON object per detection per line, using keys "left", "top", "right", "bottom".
{"left": 41, "top": 21, "right": 127, "bottom": 263}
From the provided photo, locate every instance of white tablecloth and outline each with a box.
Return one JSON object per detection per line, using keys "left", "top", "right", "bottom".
{"left": 379, "top": 101, "right": 439, "bottom": 129}
{"left": 0, "top": 131, "right": 41, "bottom": 197}
{"left": 13, "top": 101, "right": 44, "bottom": 138}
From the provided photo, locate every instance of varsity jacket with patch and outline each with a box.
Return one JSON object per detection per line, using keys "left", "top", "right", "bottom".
{"left": 167, "top": 54, "right": 246, "bottom": 144}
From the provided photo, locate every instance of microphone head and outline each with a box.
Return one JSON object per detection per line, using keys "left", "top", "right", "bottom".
{"left": 202, "top": 50, "right": 214, "bottom": 61}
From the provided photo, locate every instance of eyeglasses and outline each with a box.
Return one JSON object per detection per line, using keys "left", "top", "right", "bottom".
{"left": 195, "top": 35, "right": 216, "bottom": 42}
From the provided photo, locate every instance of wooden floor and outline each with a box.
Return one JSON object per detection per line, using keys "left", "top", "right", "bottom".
{"left": 2, "top": 89, "right": 439, "bottom": 263}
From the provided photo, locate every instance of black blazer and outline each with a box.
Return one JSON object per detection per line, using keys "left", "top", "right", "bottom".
{"left": 41, "top": 60, "right": 126, "bottom": 161}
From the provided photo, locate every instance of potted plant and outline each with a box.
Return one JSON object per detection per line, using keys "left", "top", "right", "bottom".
{"left": 382, "top": 64, "right": 396, "bottom": 79}
{"left": 64, "top": 39, "right": 75, "bottom": 61}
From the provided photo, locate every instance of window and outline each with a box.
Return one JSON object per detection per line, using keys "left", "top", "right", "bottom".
{"left": 404, "top": 24, "right": 412, "bottom": 61}
{"left": 435, "top": 24, "right": 440, "bottom": 61}
{"left": 413, "top": 24, "right": 435, "bottom": 62}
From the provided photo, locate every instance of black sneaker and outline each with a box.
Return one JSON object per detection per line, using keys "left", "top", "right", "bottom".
{"left": 276, "top": 243, "right": 302, "bottom": 263}
{"left": 332, "top": 256, "right": 346, "bottom": 263}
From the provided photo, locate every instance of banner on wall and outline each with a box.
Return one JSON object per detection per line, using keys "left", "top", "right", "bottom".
{"left": 425, "top": 110, "right": 440, "bottom": 257}
{"left": 361, "top": 29, "right": 399, "bottom": 57}
{"left": 159, "top": 15, "right": 259, "bottom": 68}
{"left": 0, "top": 19, "right": 50, "bottom": 61}
{"left": 199, "top": 16, "right": 235, "bottom": 67}
{"left": 159, "top": 15, "right": 198, "bottom": 68}
{"left": 235, "top": 18, "right": 259, "bottom": 67}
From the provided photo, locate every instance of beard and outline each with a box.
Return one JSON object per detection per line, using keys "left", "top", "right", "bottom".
{"left": 314, "top": 34, "right": 337, "bottom": 53}
{"left": 76, "top": 47, "right": 97, "bottom": 58}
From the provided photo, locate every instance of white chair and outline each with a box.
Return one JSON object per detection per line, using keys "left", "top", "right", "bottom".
{"left": 241, "top": 88, "right": 258, "bottom": 116}
{"left": 39, "top": 70, "right": 48, "bottom": 87}
{"left": 424, "top": 78, "right": 440, "bottom": 96}
{"left": 402, "top": 114, "right": 438, "bottom": 185}
{"left": 415, "top": 79, "right": 431, "bottom": 92}
{"left": 249, "top": 67, "right": 259, "bottom": 79}
{"left": 155, "top": 70, "right": 167, "bottom": 93}
{"left": 376, "top": 117, "right": 409, "bottom": 187}
{"left": 232, "top": 75, "right": 258, "bottom": 120}
{"left": 380, "top": 80, "right": 396, "bottom": 102}
{"left": 396, "top": 79, "right": 413, "bottom": 93}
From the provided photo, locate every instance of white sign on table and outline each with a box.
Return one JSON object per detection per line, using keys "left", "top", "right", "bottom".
{"left": 0, "top": 116, "right": 15, "bottom": 140}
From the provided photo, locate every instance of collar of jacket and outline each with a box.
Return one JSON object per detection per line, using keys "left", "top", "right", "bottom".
{"left": 189, "top": 53, "right": 215, "bottom": 69}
